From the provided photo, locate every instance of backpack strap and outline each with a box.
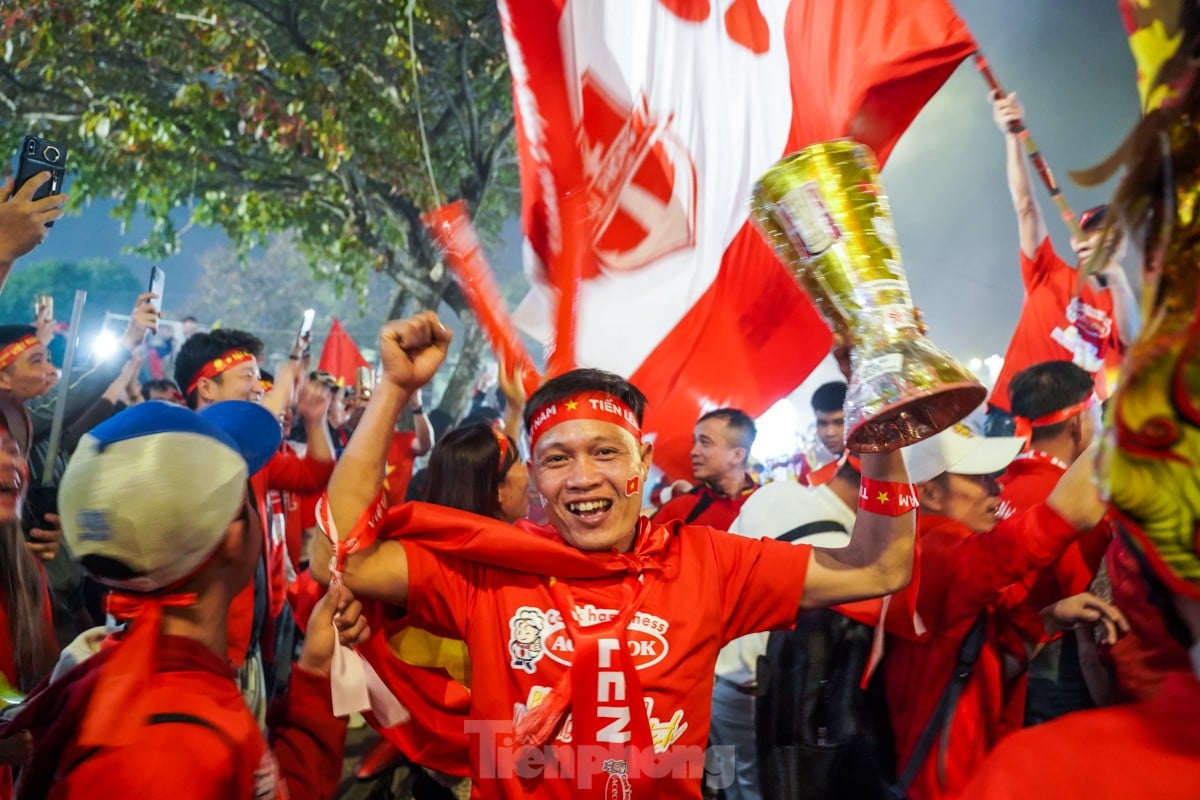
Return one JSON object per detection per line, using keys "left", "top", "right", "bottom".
{"left": 683, "top": 491, "right": 717, "bottom": 525}
{"left": 888, "top": 611, "right": 988, "bottom": 799}
{"left": 778, "top": 519, "right": 849, "bottom": 543}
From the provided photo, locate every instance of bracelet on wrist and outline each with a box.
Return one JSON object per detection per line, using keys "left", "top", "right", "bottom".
{"left": 858, "top": 478, "right": 919, "bottom": 516}
{"left": 412, "top": 406, "right": 424, "bottom": 414}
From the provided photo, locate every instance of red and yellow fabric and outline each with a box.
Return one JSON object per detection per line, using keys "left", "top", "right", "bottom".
{"left": 0, "top": 335, "right": 40, "bottom": 371}
{"left": 184, "top": 350, "right": 255, "bottom": 396}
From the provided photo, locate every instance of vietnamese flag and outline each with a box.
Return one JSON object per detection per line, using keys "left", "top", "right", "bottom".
{"left": 317, "top": 318, "right": 369, "bottom": 387}
{"left": 500, "top": 0, "right": 976, "bottom": 480}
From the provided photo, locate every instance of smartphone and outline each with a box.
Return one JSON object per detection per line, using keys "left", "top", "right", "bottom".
{"left": 355, "top": 366, "right": 375, "bottom": 400}
{"left": 147, "top": 266, "right": 166, "bottom": 314}
{"left": 33, "top": 293, "right": 52, "bottom": 321}
{"left": 295, "top": 308, "right": 315, "bottom": 355}
{"left": 21, "top": 485, "right": 58, "bottom": 542}
{"left": 298, "top": 308, "right": 315, "bottom": 340}
{"left": 15, "top": 136, "right": 67, "bottom": 226}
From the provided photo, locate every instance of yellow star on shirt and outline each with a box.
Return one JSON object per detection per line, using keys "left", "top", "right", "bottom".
{"left": 876, "top": 491, "right": 890, "bottom": 504}
{"left": 565, "top": 400, "right": 579, "bottom": 410}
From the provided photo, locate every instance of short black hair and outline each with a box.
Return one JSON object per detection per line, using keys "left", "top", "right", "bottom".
{"left": 524, "top": 368, "right": 648, "bottom": 432}
{"left": 1009, "top": 360, "right": 1093, "bottom": 439}
{"left": 175, "top": 328, "right": 263, "bottom": 409}
{"left": 0, "top": 325, "right": 37, "bottom": 350}
{"left": 697, "top": 407, "right": 757, "bottom": 453}
{"left": 811, "top": 381, "right": 847, "bottom": 414}
{"left": 141, "top": 378, "right": 181, "bottom": 402}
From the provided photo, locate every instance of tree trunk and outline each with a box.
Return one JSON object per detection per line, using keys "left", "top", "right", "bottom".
{"left": 437, "top": 315, "right": 489, "bottom": 421}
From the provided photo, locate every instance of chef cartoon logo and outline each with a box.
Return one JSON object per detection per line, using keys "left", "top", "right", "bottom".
{"left": 509, "top": 607, "right": 547, "bottom": 674}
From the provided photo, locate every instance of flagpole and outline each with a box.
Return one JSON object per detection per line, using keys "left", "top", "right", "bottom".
{"left": 973, "top": 52, "right": 1083, "bottom": 240}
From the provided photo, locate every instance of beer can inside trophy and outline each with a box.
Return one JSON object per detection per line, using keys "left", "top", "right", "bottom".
{"left": 751, "top": 140, "right": 985, "bottom": 453}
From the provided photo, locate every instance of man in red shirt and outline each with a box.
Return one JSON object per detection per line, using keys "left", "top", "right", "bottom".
{"left": 883, "top": 423, "right": 1111, "bottom": 800}
{"left": 797, "top": 381, "right": 846, "bottom": 487}
{"left": 652, "top": 407, "right": 757, "bottom": 529}
{"left": 176, "top": 328, "right": 335, "bottom": 712}
{"left": 986, "top": 91, "right": 1139, "bottom": 434}
{"left": 313, "top": 313, "right": 920, "bottom": 800}
{"left": 1, "top": 401, "right": 368, "bottom": 799}
{"left": 997, "top": 360, "right": 1110, "bottom": 724}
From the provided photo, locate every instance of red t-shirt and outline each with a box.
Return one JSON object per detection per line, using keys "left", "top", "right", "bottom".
{"left": 989, "top": 238, "right": 1121, "bottom": 412}
{"left": 884, "top": 505, "right": 1080, "bottom": 800}
{"left": 997, "top": 454, "right": 1110, "bottom": 604}
{"left": 961, "top": 670, "right": 1200, "bottom": 800}
{"left": 651, "top": 478, "right": 756, "bottom": 530}
{"left": 10, "top": 635, "right": 346, "bottom": 800}
{"left": 401, "top": 525, "right": 812, "bottom": 799}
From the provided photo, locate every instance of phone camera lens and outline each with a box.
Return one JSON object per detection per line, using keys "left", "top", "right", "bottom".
{"left": 26, "top": 141, "right": 36, "bottom": 154}
{"left": 42, "top": 146, "right": 61, "bottom": 163}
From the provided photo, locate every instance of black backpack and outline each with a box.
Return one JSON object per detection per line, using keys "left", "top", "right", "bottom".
{"left": 755, "top": 604, "right": 897, "bottom": 800}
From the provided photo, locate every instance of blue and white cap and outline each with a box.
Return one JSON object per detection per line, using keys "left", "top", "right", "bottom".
{"left": 60, "top": 401, "right": 282, "bottom": 594}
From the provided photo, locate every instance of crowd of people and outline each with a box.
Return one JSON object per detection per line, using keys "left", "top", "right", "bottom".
{"left": 0, "top": 82, "right": 1194, "bottom": 800}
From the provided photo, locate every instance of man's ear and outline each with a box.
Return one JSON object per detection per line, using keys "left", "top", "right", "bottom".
{"left": 639, "top": 440, "right": 655, "bottom": 477}
{"left": 732, "top": 446, "right": 747, "bottom": 468}
{"left": 196, "top": 376, "right": 217, "bottom": 405}
{"left": 0, "top": 370, "right": 13, "bottom": 391}
{"left": 915, "top": 480, "right": 943, "bottom": 513}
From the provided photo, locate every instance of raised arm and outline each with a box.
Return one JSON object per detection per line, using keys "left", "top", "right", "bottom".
{"left": 993, "top": 91, "right": 1047, "bottom": 260}
{"left": 310, "top": 313, "right": 451, "bottom": 605}
{"left": 801, "top": 450, "right": 915, "bottom": 608}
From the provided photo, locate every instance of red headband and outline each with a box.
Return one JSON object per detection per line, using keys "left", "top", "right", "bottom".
{"left": 0, "top": 335, "right": 40, "bottom": 371}
{"left": 1013, "top": 394, "right": 1097, "bottom": 442}
{"left": 185, "top": 350, "right": 255, "bottom": 396}
{"left": 528, "top": 391, "right": 641, "bottom": 451}
{"left": 494, "top": 428, "right": 511, "bottom": 473}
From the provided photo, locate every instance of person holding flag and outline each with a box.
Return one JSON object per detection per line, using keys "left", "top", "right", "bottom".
{"left": 985, "top": 91, "right": 1140, "bottom": 433}
{"left": 313, "top": 312, "right": 918, "bottom": 800}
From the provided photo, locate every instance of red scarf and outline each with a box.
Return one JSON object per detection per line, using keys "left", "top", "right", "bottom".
{"left": 346, "top": 502, "right": 678, "bottom": 794}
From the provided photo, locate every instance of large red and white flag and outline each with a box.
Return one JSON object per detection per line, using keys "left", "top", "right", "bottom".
{"left": 500, "top": 0, "right": 976, "bottom": 479}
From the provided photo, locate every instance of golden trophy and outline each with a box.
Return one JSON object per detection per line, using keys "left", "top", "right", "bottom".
{"left": 752, "top": 140, "right": 985, "bottom": 453}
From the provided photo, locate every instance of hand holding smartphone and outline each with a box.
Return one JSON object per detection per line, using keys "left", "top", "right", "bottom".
{"left": 294, "top": 308, "right": 315, "bottom": 358}
{"left": 15, "top": 136, "right": 68, "bottom": 227}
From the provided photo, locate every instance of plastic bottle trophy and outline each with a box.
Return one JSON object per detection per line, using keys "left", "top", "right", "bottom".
{"left": 752, "top": 140, "right": 985, "bottom": 453}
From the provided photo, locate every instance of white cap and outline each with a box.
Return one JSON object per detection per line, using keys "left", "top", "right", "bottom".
{"left": 901, "top": 423, "right": 1024, "bottom": 484}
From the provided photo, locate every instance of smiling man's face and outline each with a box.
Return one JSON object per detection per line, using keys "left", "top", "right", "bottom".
{"left": 530, "top": 418, "right": 652, "bottom": 553}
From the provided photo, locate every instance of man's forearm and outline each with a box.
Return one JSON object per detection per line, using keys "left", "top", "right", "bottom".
{"left": 1106, "top": 269, "right": 1141, "bottom": 346}
{"left": 328, "top": 381, "right": 408, "bottom": 537}
{"left": 29, "top": 349, "right": 130, "bottom": 439}
{"left": 842, "top": 451, "right": 915, "bottom": 593}
{"left": 1005, "top": 134, "right": 1047, "bottom": 257}
{"left": 303, "top": 415, "right": 336, "bottom": 464}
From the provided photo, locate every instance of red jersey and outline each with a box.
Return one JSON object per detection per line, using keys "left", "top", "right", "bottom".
{"left": 7, "top": 634, "right": 346, "bottom": 800}
{"left": 961, "top": 670, "right": 1200, "bottom": 800}
{"left": 650, "top": 476, "right": 756, "bottom": 530}
{"left": 996, "top": 454, "right": 1110, "bottom": 607}
{"left": 883, "top": 505, "right": 1082, "bottom": 800}
{"left": 401, "top": 521, "right": 812, "bottom": 800}
{"left": 989, "top": 238, "right": 1121, "bottom": 412}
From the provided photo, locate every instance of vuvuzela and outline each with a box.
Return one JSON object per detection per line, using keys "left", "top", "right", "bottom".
{"left": 752, "top": 140, "right": 985, "bottom": 453}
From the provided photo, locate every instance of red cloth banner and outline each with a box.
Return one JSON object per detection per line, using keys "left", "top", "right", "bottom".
{"left": 422, "top": 201, "right": 541, "bottom": 398}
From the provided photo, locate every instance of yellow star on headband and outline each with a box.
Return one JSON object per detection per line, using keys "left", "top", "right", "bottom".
{"left": 876, "top": 491, "right": 890, "bottom": 504}
{"left": 565, "top": 400, "right": 579, "bottom": 410}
